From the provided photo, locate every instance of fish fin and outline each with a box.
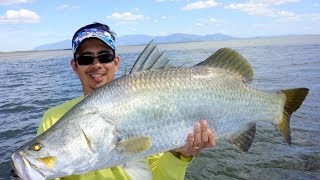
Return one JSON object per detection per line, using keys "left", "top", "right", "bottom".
{"left": 116, "top": 136, "right": 152, "bottom": 154}
{"left": 229, "top": 123, "right": 256, "bottom": 152}
{"left": 195, "top": 48, "right": 254, "bottom": 83}
{"left": 130, "top": 40, "right": 172, "bottom": 73}
{"left": 121, "top": 158, "right": 152, "bottom": 180}
{"left": 80, "top": 128, "right": 93, "bottom": 154}
{"left": 276, "top": 88, "right": 309, "bottom": 145}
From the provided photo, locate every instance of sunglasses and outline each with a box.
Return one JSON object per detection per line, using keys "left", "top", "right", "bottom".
{"left": 75, "top": 52, "right": 115, "bottom": 65}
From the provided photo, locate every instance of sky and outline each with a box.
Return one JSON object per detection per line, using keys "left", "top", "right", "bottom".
{"left": 0, "top": 0, "right": 319, "bottom": 52}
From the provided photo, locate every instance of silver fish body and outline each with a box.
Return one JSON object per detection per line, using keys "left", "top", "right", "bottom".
{"left": 11, "top": 46, "right": 308, "bottom": 179}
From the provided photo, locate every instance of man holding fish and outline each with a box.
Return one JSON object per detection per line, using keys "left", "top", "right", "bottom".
{"left": 11, "top": 21, "right": 308, "bottom": 180}
{"left": 34, "top": 22, "right": 215, "bottom": 179}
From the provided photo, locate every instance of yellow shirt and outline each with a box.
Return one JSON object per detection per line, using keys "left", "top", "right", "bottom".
{"left": 37, "top": 96, "right": 192, "bottom": 180}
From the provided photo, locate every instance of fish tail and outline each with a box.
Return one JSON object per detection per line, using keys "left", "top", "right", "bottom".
{"left": 276, "top": 88, "right": 309, "bottom": 145}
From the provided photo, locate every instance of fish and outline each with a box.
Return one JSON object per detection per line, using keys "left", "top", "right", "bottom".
{"left": 11, "top": 42, "right": 309, "bottom": 179}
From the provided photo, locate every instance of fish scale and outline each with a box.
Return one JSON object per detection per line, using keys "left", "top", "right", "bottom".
{"left": 100, "top": 66, "right": 281, "bottom": 144}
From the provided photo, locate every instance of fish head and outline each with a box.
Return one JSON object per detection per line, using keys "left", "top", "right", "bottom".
{"left": 11, "top": 150, "right": 59, "bottom": 179}
{"left": 11, "top": 111, "right": 119, "bottom": 179}
{"left": 11, "top": 136, "right": 72, "bottom": 179}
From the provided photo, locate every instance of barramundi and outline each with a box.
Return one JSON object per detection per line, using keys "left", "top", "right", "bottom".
{"left": 11, "top": 42, "right": 309, "bottom": 179}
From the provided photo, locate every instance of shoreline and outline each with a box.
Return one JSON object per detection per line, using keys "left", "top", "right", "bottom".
{"left": 0, "top": 35, "right": 319, "bottom": 61}
{"left": 1, "top": 34, "right": 319, "bottom": 54}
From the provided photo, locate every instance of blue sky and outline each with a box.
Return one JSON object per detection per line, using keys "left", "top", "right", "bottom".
{"left": 0, "top": 0, "right": 319, "bottom": 52}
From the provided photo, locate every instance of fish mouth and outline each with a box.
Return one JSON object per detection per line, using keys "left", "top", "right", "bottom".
{"left": 11, "top": 152, "right": 52, "bottom": 180}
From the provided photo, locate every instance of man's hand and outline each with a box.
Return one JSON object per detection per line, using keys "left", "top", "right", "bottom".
{"left": 172, "top": 120, "right": 216, "bottom": 157}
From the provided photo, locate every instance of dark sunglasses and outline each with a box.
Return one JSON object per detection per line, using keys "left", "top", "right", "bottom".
{"left": 75, "top": 52, "right": 115, "bottom": 65}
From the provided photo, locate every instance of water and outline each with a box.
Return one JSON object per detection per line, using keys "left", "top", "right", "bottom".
{"left": 1, "top": 35, "right": 319, "bottom": 179}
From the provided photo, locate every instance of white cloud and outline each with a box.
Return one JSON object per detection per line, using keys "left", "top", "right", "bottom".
{"left": 0, "top": 0, "right": 30, "bottom": 5}
{"left": 225, "top": 0, "right": 300, "bottom": 20}
{"left": 107, "top": 12, "right": 145, "bottom": 21}
{"left": 195, "top": 17, "right": 222, "bottom": 27}
{"left": 152, "top": 16, "right": 168, "bottom": 24}
{"left": 0, "top": 9, "right": 40, "bottom": 24}
{"left": 56, "top": 4, "right": 79, "bottom": 10}
{"left": 155, "top": 0, "right": 183, "bottom": 2}
{"left": 227, "top": 3, "right": 271, "bottom": 16}
{"left": 56, "top": 4, "right": 69, "bottom": 10}
{"left": 182, "top": 0, "right": 219, "bottom": 11}
{"left": 195, "top": 22, "right": 204, "bottom": 26}
{"left": 208, "top": 18, "right": 221, "bottom": 23}
{"left": 255, "top": 0, "right": 300, "bottom": 6}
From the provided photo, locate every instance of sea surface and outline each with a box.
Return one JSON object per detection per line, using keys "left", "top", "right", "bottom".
{"left": 0, "top": 35, "right": 319, "bottom": 179}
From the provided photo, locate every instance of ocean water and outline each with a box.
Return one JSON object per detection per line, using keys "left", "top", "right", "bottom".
{"left": 0, "top": 35, "right": 319, "bottom": 179}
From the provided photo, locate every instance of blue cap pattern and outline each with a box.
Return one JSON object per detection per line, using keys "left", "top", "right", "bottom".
{"left": 72, "top": 27, "right": 115, "bottom": 54}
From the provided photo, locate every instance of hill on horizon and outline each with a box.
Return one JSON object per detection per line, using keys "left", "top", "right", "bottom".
{"left": 33, "top": 33, "right": 235, "bottom": 51}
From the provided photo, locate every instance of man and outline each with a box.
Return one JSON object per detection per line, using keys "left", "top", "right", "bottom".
{"left": 37, "top": 22, "right": 215, "bottom": 179}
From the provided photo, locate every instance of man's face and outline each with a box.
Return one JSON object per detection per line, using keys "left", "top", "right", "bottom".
{"left": 71, "top": 38, "right": 119, "bottom": 96}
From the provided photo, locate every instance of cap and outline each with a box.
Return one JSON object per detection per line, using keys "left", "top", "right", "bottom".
{"left": 72, "top": 23, "right": 116, "bottom": 54}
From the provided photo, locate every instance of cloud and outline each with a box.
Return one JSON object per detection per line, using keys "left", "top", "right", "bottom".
{"left": 0, "top": 0, "right": 30, "bottom": 5}
{"left": 0, "top": 9, "right": 40, "bottom": 24}
{"left": 151, "top": 16, "right": 168, "bottom": 24}
{"left": 107, "top": 12, "right": 145, "bottom": 21}
{"left": 260, "top": 0, "right": 300, "bottom": 6}
{"left": 155, "top": 0, "right": 183, "bottom": 2}
{"left": 56, "top": 4, "right": 79, "bottom": 10}
{"left": 208, "top": 18, "right": 222, "bottom": 23}
{"left": 195, "top": 22, "right": 204, "bottom": 27}
{"left": 225, "top": 0, "right": 300, "bottom": 20}
{"left": 195, "top": 17, "right": 222, "bottom": 27}
{"left": 107, "top": 12, "right": 149, "bottom": 25}
{"left": 182, "top": 0, "right": 219, "bottom": 11}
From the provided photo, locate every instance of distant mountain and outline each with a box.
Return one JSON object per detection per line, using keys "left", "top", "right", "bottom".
{"left": 117, "top": 34, "right": 154, "bottom": 46}
{"left": 33, "top": 33, "right": 235, "bottom": 51}
{"left": 153, "top": 33, "right": 234, "bottom": 44}
{"left": 33, "top": 40, "right": 71, "bottom": 51}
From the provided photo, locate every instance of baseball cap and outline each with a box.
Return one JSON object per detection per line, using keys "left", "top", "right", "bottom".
{"left": 72, "top": 22, "right": 116, "bottom": 55}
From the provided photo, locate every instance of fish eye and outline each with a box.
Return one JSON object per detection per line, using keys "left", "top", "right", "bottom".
{"left": 31, "top": 143, "right": 41, "bottom": 151}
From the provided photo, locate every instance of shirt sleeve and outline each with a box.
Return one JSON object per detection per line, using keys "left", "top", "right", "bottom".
{"left": 36, "top": 106, "right": 63, "bottom": 135}
{"left": 36, "top": 110, "right": 52, "bottom": 135}
{"left": 148, "top": 152, "right": 193, "bottom": 180}
{"left": 37, "top": 96, "right": 83, "bottom": 136}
